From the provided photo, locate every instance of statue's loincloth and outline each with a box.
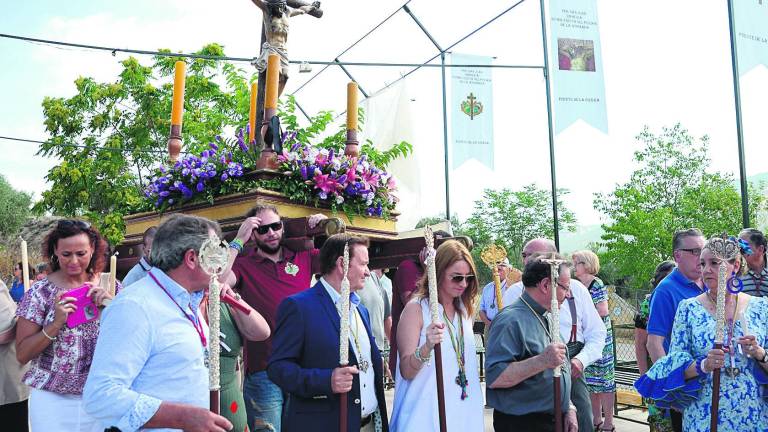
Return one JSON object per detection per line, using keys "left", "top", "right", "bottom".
{"left": 254, "top": 42, "right": 289, "bottom": 77}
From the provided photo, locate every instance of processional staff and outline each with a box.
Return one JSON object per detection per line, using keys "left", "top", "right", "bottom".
{"left": 541, "top": 256, "right": 566, "bottom": 432}
{"left": 424, "top": 226, "right": 448, "bottom": 432}
{"left": 708, "top": 235, "right": 739, "bottom": 432}
{"left": 198, "top": 235, "right": 231, "bottom": 414}
{"left": 480, "top": 245, "right": 507, "bottom": 311}
{"left": 338, "top": 243, "right": 351, "bottom": 432}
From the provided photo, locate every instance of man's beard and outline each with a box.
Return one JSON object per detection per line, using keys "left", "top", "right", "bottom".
{"left": 256, "top": 237, "right": 281, "bottom": 254}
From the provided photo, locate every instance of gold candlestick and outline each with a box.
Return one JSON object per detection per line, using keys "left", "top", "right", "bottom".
{"left": 480, "top": 245, "right": 508, "bottom": 311}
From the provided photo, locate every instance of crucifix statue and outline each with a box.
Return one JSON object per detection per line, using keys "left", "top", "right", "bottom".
{"left": 250, "top": 0, "right": 322, "bottom": 98}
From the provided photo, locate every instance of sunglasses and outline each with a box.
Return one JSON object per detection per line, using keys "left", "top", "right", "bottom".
{"left": 449, "top": 274, "right": 475, "bottom": 284}
{"left": 57, "top": 219, "right": 91, "bottom": 229}
{"left": 255, "top": 221, "right": 283, "bottom": 235}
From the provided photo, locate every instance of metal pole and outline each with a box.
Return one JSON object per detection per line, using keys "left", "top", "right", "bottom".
{"left": 441, "top": 52, "right": 451, "bottom": 220}
{"left": 539, "top": 0, "right": 560, "bottom": 249}
{"left": 727, "top": 0, "right": 750, "bottom": 228}
{"left": 403, "top": 5, "right": 451, "bottom": 220}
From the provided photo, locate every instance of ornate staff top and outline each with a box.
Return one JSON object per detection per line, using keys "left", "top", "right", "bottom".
{"left": 480, "top": 244, "right": 507, "bottom": 311}
{"left": 540, "top": 256, "right": 566, "bottom": 378}
{"left": 424, "top": 226, "right": 440, "bottom": 324}
{"left": 339, "top": 243, "right": 351, "bottom": 366}
{"left": 198, "top": 235, "right": 230, "bottom": 390}
{"left": 707, "top": 235, "right": 740, "bottom": 344}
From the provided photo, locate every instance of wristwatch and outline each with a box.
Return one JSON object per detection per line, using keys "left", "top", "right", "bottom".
{"left": 761, "top": 350, "right": 768, "bottom": 364}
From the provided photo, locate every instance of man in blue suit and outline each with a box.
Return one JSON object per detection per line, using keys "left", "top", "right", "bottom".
{"left": 268, "top": 234, "right": 389, "bottom": 432}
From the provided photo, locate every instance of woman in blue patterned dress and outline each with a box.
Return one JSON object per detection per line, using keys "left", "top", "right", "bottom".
{"left": 636, "top": 236, "right": 768, "bottom": 432}
{"left": 573, "top": 250, "right": 615, "bottom": 431}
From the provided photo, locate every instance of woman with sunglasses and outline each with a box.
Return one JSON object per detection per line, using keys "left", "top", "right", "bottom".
{"left": 390, "top": 240, "right": 484, "bottom": 431}
{"left": 14, "top": 219, "right": 117, "bottom": 431}
{"left": 635, "top": 236, "right": 768, "bottom": 432}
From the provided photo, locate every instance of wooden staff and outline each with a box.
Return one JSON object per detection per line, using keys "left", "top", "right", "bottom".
{"left": 541, "top": 257, "right": 566, "bottom": 432}
{"left": 709, "top": 236, "right": 738, "bottom": 432}
{"left": 338, "top": 243, "right": 351, "bottom": 432}
{"left": 198, "top": 235, "right": 230, "bottom": 414}
{"left": 480, "top": 245, "right": 507, "bottom": 311}
{"left": 424, "top": 226, "right": 447, "bottom": 432}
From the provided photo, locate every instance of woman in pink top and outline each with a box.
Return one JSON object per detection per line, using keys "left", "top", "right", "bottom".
{"left": 15, "top": 219, "right": 117, "bottom": 431}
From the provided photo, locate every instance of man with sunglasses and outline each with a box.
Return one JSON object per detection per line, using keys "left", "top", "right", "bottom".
{"left": 645, "top": 228, "right": 705, "bottom": 432}
{"left": 502, "top": 238, "right": 606, "bottom": 432}
{"left": 222, "top": 204, "right": 326, "bottom": 432}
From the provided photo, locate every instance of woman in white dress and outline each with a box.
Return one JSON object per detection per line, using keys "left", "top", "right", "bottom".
{"left": 390, "top": 240, "right": 484, "bottom": 431}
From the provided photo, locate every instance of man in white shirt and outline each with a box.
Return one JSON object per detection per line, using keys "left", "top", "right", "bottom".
{"left": 502, "top": 238, "right": 606, "bottom": 432}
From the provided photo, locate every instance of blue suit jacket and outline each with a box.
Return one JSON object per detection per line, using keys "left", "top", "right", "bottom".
{"left": 268, "top": 281, "right": 389, "bottom": 432}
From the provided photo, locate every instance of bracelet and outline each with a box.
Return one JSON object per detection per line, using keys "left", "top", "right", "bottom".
{"left": 696, "top": 358, "right": 708, "bottom": 375}
{"left": 414, "top": 345, "right": 432, "bottom": 365}
{"left": 229, "top": 238, "right": 244, "bottom": 252}
{"left": 41, "top": 327, "right": 57, "bottom": 341}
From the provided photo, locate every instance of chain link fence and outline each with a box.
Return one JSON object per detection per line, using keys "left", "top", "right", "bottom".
{"left": 608, "top": 285, "right": 652, "bottom": 419}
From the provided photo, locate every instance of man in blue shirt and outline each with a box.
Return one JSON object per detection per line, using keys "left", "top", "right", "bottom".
{"left": 645, "top": 228, "right": 705, "bottom": 432}
{"left": 83, "top": 215, "right": 232, "bottom": 432}
{"left": 122, "top": 226, "right": 157, "bottom": 287}
{"left": 479, "top": 258, "right": 512, "bottom": 327}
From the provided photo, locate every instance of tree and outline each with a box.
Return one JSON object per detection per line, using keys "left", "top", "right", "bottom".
{"left": 34, "top": 44, "right": 254, "bottom": 244}
{"left": 462, "top": 184, "right": 578, "bottom": 272}
{"left": 594, "top": 124, "right": 767, "bottom": 290}
{"left": 0, "top": 174, "right": 32, "bottom": 240}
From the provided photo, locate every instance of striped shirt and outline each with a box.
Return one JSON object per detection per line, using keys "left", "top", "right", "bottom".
{"left": 741, "top": 267, "right": 768, "bottom": 297}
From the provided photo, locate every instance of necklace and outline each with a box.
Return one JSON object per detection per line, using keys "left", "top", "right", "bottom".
{"left": 442, "top": 308, "right": 468, "bottom": 400}
{"left": 520, "top": 296, "right": 551, "bottom": 341}
{"left": 750, "top": 269, "right": 766, "bottom": 297}
{"left": 148, "top": 271, "right": 209, "bottom": 368}
{"left": 349, "top": 309, "right": 370, "bottom": 373}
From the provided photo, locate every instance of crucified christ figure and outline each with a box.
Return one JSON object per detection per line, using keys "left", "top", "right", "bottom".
{"left": 251, "top": 0, "right": 320, "bottom": 97}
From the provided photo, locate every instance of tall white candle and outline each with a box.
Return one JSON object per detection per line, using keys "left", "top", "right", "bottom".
{"left": 20, "top": 239, "right": 30, "bottom": 291}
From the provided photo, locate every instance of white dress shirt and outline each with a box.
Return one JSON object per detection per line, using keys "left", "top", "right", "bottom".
{"left": 502, "top": 279, "right": 606, "bottom": 368}
{"left": 319, "top": 278, "right": 378, "bottom": 417}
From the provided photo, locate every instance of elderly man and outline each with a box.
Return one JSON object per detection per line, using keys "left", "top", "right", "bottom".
{"left": 503, "top": 238, "right": 606, "bottom": 432}
{"left": 122, "top": 226, "right": 157, "bottom": 287}
{"left": 83, "top": 215, "right": 232, "bottom": 432}
{"left": 486, "top": 254, "right": 578, "bottom": 432}
{"left": 479, "top": 258, "right": 512, "bottom": 327}
{"left": 645, "top": 228, "right": 705, "bottom": 432}
{"left": 268, "top": 234, "right": 388, "bottom": 432}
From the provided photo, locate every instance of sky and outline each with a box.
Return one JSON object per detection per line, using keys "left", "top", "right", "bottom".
{"left": 1, "top": 0, "right": 766, "bottom": 238}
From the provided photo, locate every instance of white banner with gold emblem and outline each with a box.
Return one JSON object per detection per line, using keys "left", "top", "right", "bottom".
{"left": 450, "top": 53, "right": 494, "bottom": 170}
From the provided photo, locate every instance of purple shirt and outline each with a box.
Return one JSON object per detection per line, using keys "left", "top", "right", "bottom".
{"left": 15, "top": 278, "right": 121, "bottom": 395}
{"left": 233, "top": 247, "right": 319, "bottom": 373}
{"left": 389, "top": 258, "right": 424, "bottom": 373}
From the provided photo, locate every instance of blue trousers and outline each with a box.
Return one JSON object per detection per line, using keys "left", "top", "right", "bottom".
{"left": 244, "top": 370, "right": 284, "bottom": 432}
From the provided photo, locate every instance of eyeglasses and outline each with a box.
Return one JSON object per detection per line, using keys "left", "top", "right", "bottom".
{"left": 521, "top": 252, "right": 532, "bottom": 259}
{"left": 57, "top": 219, "right": 91, "bottom": 229}
{"left": 255, "top": 221, "right": 283, "bottom": 235}
{"left": 556, "top": 282, "right": 571, "bottom": 291}
{"left": 677, "top": 248, "right": 702, "bottom": 256}
{"left": 449, "top": 274, "right": 475, "bottom": 284}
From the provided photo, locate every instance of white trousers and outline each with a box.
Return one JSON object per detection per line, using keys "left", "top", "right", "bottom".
{"left": 29, "top": 388, "right": 102, "bottom": 432}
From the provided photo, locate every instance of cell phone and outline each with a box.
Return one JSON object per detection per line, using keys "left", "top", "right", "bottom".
{"left": 62, "top": 285, "right": 100, "bottom": 328}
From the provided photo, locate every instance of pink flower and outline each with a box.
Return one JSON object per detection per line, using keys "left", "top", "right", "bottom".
{"left": 360, "top": 170, "right": 380, "bottom": 191}
{"left": 313, "top": 172, "right": 340, "bottom": 195}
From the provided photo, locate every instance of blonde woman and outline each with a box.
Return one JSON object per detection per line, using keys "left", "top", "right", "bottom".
{"left": 390, "top": 240, "right": 484, "bottom": 431}
{"left": 572, "top": 250, "right": 615, "bottom": 431}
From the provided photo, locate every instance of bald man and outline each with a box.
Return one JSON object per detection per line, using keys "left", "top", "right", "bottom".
{"left": 501, "top": 238, "right": 606, "bottom": 432}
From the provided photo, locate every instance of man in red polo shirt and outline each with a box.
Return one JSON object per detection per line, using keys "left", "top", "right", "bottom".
{"left": 223, "top": 204, "right": 326, "bottom": 432}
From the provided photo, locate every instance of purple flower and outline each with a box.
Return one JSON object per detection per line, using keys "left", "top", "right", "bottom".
{"left": 159, "top": 191, "right": 170, "bottom": 197}
{"left": 196, "top": 182, "right": 204, "bottom": 192}
{"left": 215, "top": 135, "right": 222, "bottom": 142}
{"left": 221, "top": 173, "right": 229, "bottom": 181}
{"left": 300, "top": 165, "right": 308, "bottom": 179}
{"left": 239, "top": 138, "right": 249, "bottom": 152}
{"left": 209, "top": 142, "right": 219, "bottom": 151}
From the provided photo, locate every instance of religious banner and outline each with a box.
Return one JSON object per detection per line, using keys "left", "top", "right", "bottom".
{"left": 548, "top": 0, "right": 608, "bottom": 134}
{"left": 733, "top": 0, "right": 768, "bottom": 76}
{"left": 450, "top": 53, "right": 494, "bottom": 170}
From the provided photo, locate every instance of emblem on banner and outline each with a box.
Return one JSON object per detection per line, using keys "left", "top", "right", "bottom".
{"left": 460, "top": 93, "right": 483, "bottom": 120}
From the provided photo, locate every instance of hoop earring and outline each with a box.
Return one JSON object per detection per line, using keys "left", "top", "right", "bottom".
{"left": 50, "top": 254, "right": 58, "bottom": 265}
{"left": 727, "top": 271, "right": 744, "bottom": 294}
